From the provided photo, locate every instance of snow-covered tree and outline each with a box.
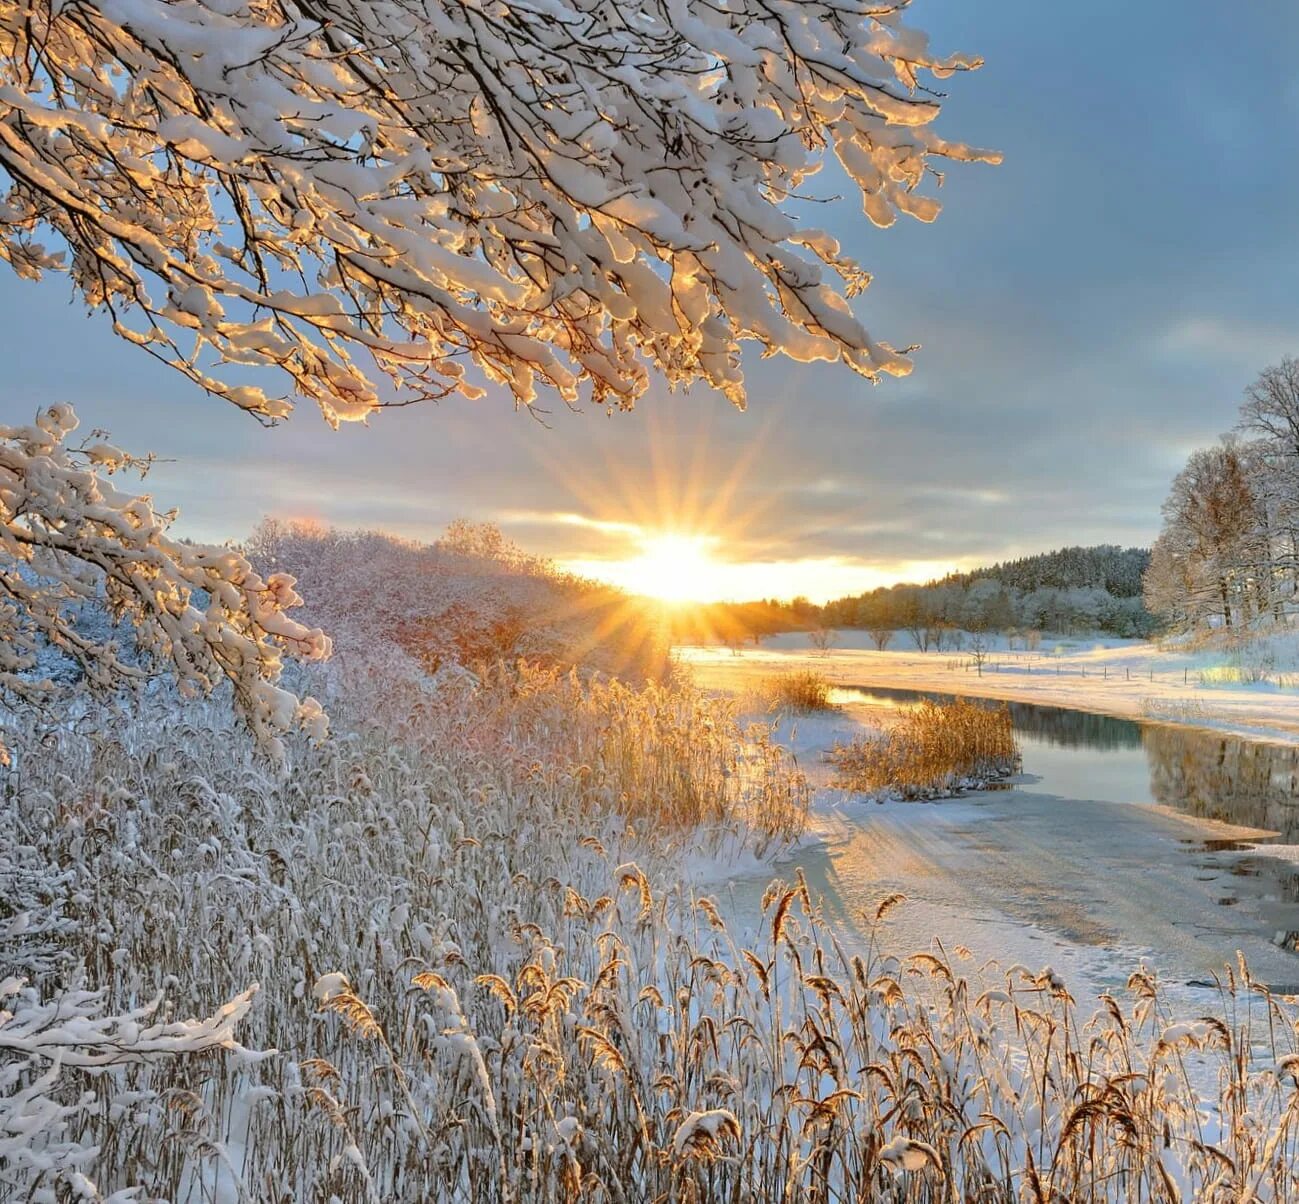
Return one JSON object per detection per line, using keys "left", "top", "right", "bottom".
{"left": 1241, "top": 357, "right": 1299, "bottom": 461}
{"left": 0, "top": 975, "right": 261, "bottom": 1198}
{"left": 1147, "top": 358, "right": 1299, "bottom": 633}
{"left": 1239, "top": 357, "right": 1299, "bottom": 595}
{"left": 0, "top": 406, "right": 331, "bottom": 758}
{"left": 0, "top": 0, "right": 997, "bottom": 748}
{"left": 0, "top": 0, "right": 996, "bottom": 424}
{"left": 248, "top": 517, "right": 667, "bottom": 685}
{"left": 1148, "top": 442, "right": 1259, "bottom": 630}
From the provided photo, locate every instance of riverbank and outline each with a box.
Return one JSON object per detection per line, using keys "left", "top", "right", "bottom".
{"left": 701, "top": 675, "right": 1299, "bottom": 1002}
{"left": 680, "top": 631, "right": 1299, "bottom": 745}
{"left": 720, "top": 777, "right": 1299, "bottom": 998}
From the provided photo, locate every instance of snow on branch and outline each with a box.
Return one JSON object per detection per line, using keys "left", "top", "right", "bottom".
{"left": 0, "top": 0, "right": 997, "bottom": 423}
{"left": 0, "top": 976, "right": 261, "bottom": 1199}
{"left": 0, "top": 405, "right": 331, "bottom": 758}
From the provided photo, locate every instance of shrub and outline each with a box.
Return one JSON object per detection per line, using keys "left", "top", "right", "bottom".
{"left": 761, "top": 669, "right": 835, "bottom": 712}
{"left": 830, "top": 697, "right": 1018, "bottom": 798}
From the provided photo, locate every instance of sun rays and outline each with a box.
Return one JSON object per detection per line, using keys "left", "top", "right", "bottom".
{"left": 580, "top": 532, "right": 721, "bottom": 603}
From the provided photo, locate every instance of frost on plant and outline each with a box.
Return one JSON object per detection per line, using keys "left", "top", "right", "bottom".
{"left": 0, "top": 405, "right": 331, "bottom": 759}
{"left": 0, "top": 976, "right": 260, "bottom": 1200}
{"left": 0, "top": 0, "right": 997, "bottom": 423}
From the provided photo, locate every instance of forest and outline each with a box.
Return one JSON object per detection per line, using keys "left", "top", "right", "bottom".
{"left": 668, "top": 544, "right": 1156, "bottom": 647}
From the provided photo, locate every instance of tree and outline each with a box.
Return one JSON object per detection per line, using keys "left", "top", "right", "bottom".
{"left": 1241, "top": 358, "right": 1299, "bottom": 460}
{"left": 0, "top": 0, "right": 995, "bottom": 750}
{"left": 1239, "top": 358, "right": 1299, "bottom": 601}
{"left": 0, "top": 0, "right": 997, "bottom": 425}
{"left": 0, "top": 407, "right": 330, "bottom": 759}
{"left": 825, "top": 547, "right": 1156, "bottom": 643}
{"left": 809, "top": 625, "right": 837, "bottom": 656}
{"left": 893, "top": 588, "right": 933, "bottom": 651}
{"left": 868, "top": 626, "right": 894, "bottom": 652}
{"left": 1149, "top": 443, "right": 1258, "bottom": 630}
{"left": 1143, "top": 532, "right": 1196, "bottom": 632}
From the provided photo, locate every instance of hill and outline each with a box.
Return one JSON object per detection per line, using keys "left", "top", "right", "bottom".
{"left": 816, "top": 544, "right": 1155, "bottom": 641}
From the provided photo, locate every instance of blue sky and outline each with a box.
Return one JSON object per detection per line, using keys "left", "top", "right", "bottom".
{"left": 6, "top": 0, "right": 1299, "bottom": 600}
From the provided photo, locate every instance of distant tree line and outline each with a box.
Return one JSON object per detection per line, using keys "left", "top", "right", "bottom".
{"left": 670, "top": 545, "right": 1155, "bottom": 648}
{"left": 819, "top": 545, "right": 1155, "bottom": 647}
{"left": 663, "top": 599, "right": 807, "bottom": 647}
{"left": 938, "top": 545, "right": 1150, "bottom": 598}
{"left": 1146, "top": 358, "right": 1299, "bottom": 632}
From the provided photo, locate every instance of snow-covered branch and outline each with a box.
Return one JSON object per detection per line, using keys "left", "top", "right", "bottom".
{"left": 0, "top": 976, "right": 260, "bottom": 1200}
{"left": 0, "top": 0, "right": 996, "bottom": 423}
{"left": 0, "top": 405, "right": 330, "bottom": 757}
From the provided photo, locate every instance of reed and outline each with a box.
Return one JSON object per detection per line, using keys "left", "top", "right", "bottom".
{"left": 759, "top": 668, "right": 835, "bottom": 713}
{"left": 830, "top": 696, "right": 1019, "bottom": 797}
{"left": 8, "top": 670, "right": 1298, "bottom": 1204}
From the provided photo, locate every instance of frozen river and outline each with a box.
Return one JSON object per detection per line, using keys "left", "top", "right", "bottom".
{"left": 716, "top": 686, "right": 1299, "bottom": 1004}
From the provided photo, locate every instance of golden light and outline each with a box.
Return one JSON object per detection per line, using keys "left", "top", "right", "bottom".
{"left": 527, "top": 405, "right": 969, "bottom": 608}
{"left": 560, "top": 525, "right": 964, "bottom": 606}
{"left": 598, "top": 532, "right": 720, "bottom": 604}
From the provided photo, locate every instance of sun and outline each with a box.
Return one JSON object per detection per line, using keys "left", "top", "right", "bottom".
{"left": 613, "top": 533, "right": 719, "bottom": 603}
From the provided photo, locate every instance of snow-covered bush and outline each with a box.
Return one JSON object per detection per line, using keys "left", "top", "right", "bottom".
{"left": 248, "top": 518, "right": 669, "bottom": 685}
{"left": 0, "top": 407, "right": 331, "bottom": 762}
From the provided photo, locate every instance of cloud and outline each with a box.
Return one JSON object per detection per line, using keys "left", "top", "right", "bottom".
{"left": 4, "top": 3, "right": 1299, "bottom": 600}
{"left": 1155, "top": 317, "right": 1297, "bottom": 372}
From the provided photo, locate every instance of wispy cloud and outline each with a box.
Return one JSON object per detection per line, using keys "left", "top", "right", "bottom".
{"left": 1155, "top": 317, "right": 1296, "bottom": 371}
{"left": 6, "top": 2, "right": 1299, "bottom": 596}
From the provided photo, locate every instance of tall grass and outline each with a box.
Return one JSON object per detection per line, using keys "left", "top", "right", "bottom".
{"left": 830, "top": 696, "right": 1019, "bottom": 798}
{"left": 8, "top": 668, "right": 1299, "bottom": 1202}
{"left": 472, "top": 661, "right": 809, "bottom": 848}
{"left": 759, "top": 668, "right": 835, "bottom": 713}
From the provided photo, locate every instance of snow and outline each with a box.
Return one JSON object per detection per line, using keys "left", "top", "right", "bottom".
{"left": 3, "top": 0, "right": 996, "bottom": 421}
{"left": 10, "top": 603, "right": 1299, "bottom": 1198}
{"left": 671, "top": 1108, "right": 740, "bottom": 1157}
{"left": 680, "top": 630, "right": 1299, "bottom": 746}
{"left": 0, "top": 406, "right": 332, "bottom": 759}
{"left": 686, "top": 645, "right": 1299, "bottom": 1011}
{"left": 877, "top": 1135, "right": 940, "bottom": 1174}
{"left": 311, "top": 972, "right": 350, "bottom": 1004}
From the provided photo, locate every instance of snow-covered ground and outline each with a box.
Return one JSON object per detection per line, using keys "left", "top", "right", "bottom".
{"left": 691, "top": 668, "right": 1299, "bottom": 1012}
{"left": 681, "top": 629, "right": 1299, "bottom": 745}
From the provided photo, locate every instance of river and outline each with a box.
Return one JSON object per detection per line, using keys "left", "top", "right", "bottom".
{"left": 718, "top": 685, "right": 1299, "bottom": 1002}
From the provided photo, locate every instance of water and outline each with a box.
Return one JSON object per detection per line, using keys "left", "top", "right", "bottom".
{"left": 720, "top": 686, "right": 1299, "bottom": 998}
{"left": 830, "top": 684, "right": 1299, "bottom": 839}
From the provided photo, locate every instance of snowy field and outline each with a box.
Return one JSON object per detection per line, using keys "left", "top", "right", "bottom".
{"left": 680, "top": 628, "right": 1299, "bottom": 745}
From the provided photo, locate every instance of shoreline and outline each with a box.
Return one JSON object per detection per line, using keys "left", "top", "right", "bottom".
{"left": 680, "top": 638, "right": 1299, "bottom": 747}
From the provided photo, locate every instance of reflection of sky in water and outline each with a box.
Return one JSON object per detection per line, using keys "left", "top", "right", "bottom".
{"left": 831, "top": 685, "right": 1299, "bottom": 837}
{"left": 1015, "top": 738, "right": 1153, "bottom": 807}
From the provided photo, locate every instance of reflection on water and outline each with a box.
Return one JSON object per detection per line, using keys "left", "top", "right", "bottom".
{"left": 834, "top": 685, "right": 1299, "bottom": 841}
{"left": 830, "top": 684, "right": 1140, "bottom": 750}
{"left": 1147, "top": 727, "right": 1299, "bottom": 841}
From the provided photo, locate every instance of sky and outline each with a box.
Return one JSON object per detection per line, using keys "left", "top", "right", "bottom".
{"left": 6, "top": 0, "right": 1299, "bottom": 602}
